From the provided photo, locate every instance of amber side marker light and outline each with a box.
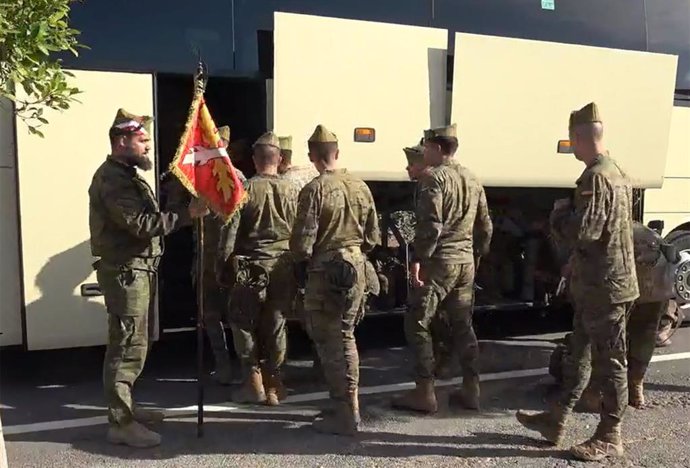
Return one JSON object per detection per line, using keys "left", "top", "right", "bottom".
{"left": 354, "top": 127, "right": 375, "bottom": 143}
{"left": 557, "top": 139, "right": 573, "bottom": 154}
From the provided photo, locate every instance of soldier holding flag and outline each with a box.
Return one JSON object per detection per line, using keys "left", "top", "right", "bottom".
{"left": 89, "top": 109, "right": 209, "bottom": 448}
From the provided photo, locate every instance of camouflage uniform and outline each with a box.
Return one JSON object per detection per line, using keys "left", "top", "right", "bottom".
{"left": 394, "top": 124, "right": 493, "bottom": 413}
{"left": 218, "top": 132, "right": 299, "bottom": 406}
{"left": 517, "top": 103, "right": 639, "bottom": 462}
{"left": 290, "top": 124, "right": 381, "bottom": 435}
{"left": 550, "top": 221, "right": 674, "bottom": 409}
{"left": 89, "top": 109, "right": 192, "bottom": 447}
{"left": 163, "top": 164, "right": 247, "bottom": 385}
{"left": 404, "top": 144, "right": 455, "bottom": 379}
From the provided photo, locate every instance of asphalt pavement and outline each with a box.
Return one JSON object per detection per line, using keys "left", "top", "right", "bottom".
{"left": 1, "top": 313, "right": 689, "bottom": 467}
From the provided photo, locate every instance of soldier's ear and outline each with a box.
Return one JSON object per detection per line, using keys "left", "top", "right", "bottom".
{"left": 334, "top": 149, "right": 340, "bottom": 160}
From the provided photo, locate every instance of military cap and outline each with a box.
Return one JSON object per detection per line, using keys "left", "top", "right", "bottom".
{"left": 403, "top": 145, "right": 425, "bottom": 164}
{"left": 423, "top": 123, "right": 457, "bottom": 141}
{"left": 569, "top": 102, "right": 602, "bottom": 129}
{"left": 308, "top": 124, "right": 338, "bottom": 143}
{"left": 253, "top": 131, "right": 280, "bottom": 148}
{"left": 110, "top": 108, "right": 153, "bottom": 134}
{"left": 278, "top": 135, "right": 292, "bottom": 151}
{"left": 218, "top": 125, "right": 230, "bottom": 142}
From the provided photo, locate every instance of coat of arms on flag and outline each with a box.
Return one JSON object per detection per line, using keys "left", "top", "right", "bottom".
{"left": 169, "top": 91, "right": 247, "bottom": 223}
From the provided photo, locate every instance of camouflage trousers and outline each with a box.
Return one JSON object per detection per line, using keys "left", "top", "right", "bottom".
{"left": 405, "top": 260, "right": 478, "bottom": 381}
{"left": 305, "top": 249, "right": 366, "bottom": 404}
{"left": 552, "top": 301, "right": 666, "bottom": 389}
{"left": 558, "top": 296, "right": 633, "bottom": 429}
{"left": 97, "top": 262, "right": 157, "bottom": 426}
{"left": 227, "top": 255, "right": 294, "bottom": 375}
{"left": 197, "top": 272, "right": 231, "bottom": 371}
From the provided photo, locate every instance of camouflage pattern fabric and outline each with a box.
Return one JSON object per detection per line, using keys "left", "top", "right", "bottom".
{"left": 219, "top": 174, "right": 299, "bottom": 374}
{"left": 290, "top": 169, "right": 381, "bottom": 406}
{"left": 282, "top": 165, "right": 319, "bottom": 193}
{"left": 550, "top": 154, "right": 639, "bottom": 304}
{"left": 550, "top": 300, "right": 664, "bottom": 402}
{"left": 89, "top": 156, "right": 192, "bottom": 426}
{"left": 406, "top": 260, "right": 478, "bottom": 380}
{"left": 413, "top": 161, "right": 492, "bottom": 263}
{"left": 558, "top": 298, "right": 633, "bottom": 428}
{"left": 228, "top": 255, "right": 295, "bottom": 373}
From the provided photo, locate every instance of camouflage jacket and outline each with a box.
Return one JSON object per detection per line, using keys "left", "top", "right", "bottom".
{"left": 282, "top": 164, "right": 319, "bottom": 192}
{"left": 219, "top": 173, "right": 299, "bottom": 260}
{"left": 88, "top": 156, "right": 192, "bottom": 266}
{"left": 413, "top": 161, "right": 493, "bottom": 264}
{"left": 290, "top": 169, "right": 381, "bottom": 261}
{"left": 550, "top": 154, "right": 639, "bottom": 304}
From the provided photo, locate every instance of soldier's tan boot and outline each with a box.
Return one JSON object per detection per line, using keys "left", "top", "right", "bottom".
{"left": 133, "top": 407, "right": 166, "bottom": 425}
{"left": 628, "top": 377, "right": 645, "bottom": 408}
{"left": 449, "top": 375, "right": 480, "bottom": 410}
{"left": 391, "top": 379, "right": 438, "bottom": 414}
{"left": 570, "top": 424, "right": 624, "bottom": 461}
{"left": 515, "top": 405, "right": 567, "bottom": 446}
{"left": 312, "top": 401, "right": 359, "bottom": 436}
{"left": 232, "top": 367, "right": 266, "bottom": 404}
{"left": 106, "top": 421, "right": 162, "bottom": 448}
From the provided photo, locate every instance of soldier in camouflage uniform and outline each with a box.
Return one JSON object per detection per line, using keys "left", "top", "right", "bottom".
{"left": 393, "top": 124, "right": 493, "bottom": 414}
{"left": 163, "top": 125, "right": 246, "bottom": 386}
{"left": 404, "top": 144, "right": 455, "bottom": 379}
{"left": 217, "top": 131, "right": 299, "bottom": 406}
{"left": 89, "top": 109, "right": 208, "bottom": 447}
{"left": 550, "top": 221, "right": 675, "bottom": 410}
{"left": 277, "top": 135, "right": 322, "bottom": 375}
{"left": 290, "top": 124, "right": 381, "bottom": 435}
{"left": 516, "top": 103, "right": 639, "bottom": 462}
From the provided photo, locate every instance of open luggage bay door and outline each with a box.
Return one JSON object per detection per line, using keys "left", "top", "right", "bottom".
{"left": 14, "top": 70, "right": 158, "bottom": 350}
{"left": 450, "top": 33, "right": 678, "bottom": 189}
{"left": 272, "top": 12, "right": 448, "bottom": 181}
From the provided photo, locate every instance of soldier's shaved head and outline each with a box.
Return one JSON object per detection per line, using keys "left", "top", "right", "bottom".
{"left": 570, "top": 121, "right": 605, "bottom": 164}
{"left": 252, "top": 144, "right": 281, "bottom": 174}
{"left": 573, "top": 122, "right": 604, "bottom": 142}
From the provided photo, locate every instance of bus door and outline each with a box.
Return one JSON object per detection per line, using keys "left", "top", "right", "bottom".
{"left": 14, "top": 70, "right": 158, "bottom": 350}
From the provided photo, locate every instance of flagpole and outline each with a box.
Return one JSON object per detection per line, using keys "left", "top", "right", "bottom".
{"left": 196, "top": 216, "right": 205, "bottom": 438}
{"left": 193, "top": 57, "right": 208, "bottom": 439}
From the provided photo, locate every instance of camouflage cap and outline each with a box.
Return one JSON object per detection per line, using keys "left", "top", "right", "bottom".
{"left": 423, "top": 123, "right": 457, "bottom": 141}
{"left": 308, "top": 124, "right": 338, "bottom": 143}
{"left": 218, "top": 125, "right": 231, "bottom": 142}
{"left": 110, "top": 108, "right": 153, "bottom": 135}
{"left": 403, "top": 145, "right": 425, "bottom": 164}
{"left": 278, "top": 135, "right": 292, "bottom": 151}
{"left": 569, "top": 102, "right": 602, "bottom": 129}
{"left": 253, "top": 131, "right": 280, "bottom": 148}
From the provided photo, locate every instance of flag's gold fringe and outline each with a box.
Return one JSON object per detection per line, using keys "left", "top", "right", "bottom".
{"left": 168, "top": 90, "right": 204, "bottom": 198}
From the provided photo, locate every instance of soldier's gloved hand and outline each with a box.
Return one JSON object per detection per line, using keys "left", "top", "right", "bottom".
{"left": 189, "top": 198, "right": 210, "bottom": 218}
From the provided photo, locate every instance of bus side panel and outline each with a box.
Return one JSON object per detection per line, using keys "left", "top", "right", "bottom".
{"left": 451, "top": 33, "right": 678, "bottom": 188}
{"left": 15, "top": 70, "right": 156, "bottom": 351}
{"left": 0, "top": 99, "right": 23, "bottom": 347}
{"left": 273, "top": 12, "right": 447, "bottom": 181}
{"left": 644, "top": 106, "right": 690, "bottom": 231}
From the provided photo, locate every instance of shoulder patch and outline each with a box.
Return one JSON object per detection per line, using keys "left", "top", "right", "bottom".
{"left": 580, "top": 190, "right": 594, "bottom": 196}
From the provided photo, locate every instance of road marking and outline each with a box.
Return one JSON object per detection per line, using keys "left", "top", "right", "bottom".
{"left": 3, "top": 351, "right": 689, "bottom": 436}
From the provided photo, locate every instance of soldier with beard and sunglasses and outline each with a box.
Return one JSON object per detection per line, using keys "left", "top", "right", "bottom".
{"left": 88, "top": 108, "right": 209, "bottom": 448}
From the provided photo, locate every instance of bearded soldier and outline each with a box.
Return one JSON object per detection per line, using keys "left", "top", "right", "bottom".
{"left": 218, "top": 131, "right": 299, "bottom": 406}
{"left": 290, "top": 124, "right": 381, "bottom": 435}
{"left": 516, "top": 103, "right": 639, "bottom": 462}
{"left": 393, "top": 124, "right": 492, "bottom": 414}
{"left": 89, "top": 109, "right": 208, "bottom": 447}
